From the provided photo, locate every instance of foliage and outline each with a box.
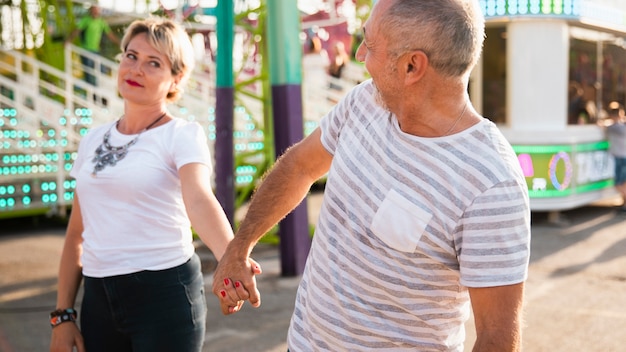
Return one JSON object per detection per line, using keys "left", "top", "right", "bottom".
{"left": 232, "top": 1, "right": 276, "bottom": 209}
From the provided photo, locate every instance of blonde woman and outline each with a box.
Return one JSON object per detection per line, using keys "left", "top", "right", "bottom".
{"left": 50, "top": 18, "right": 259, "bottom": 352}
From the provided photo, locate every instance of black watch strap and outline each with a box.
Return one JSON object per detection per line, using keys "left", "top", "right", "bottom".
{"left": 49, "top": 308, "right": 77, "bottom": 327}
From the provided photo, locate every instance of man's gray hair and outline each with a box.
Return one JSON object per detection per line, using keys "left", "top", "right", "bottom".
{"left": 380, "top": 0, "right": 485, "bottom": 77}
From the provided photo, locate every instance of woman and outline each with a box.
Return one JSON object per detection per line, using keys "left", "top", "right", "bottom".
{"left": 328, "top": 41, "right": 350, "bottom": 79}
{"left": 50, "top": 18, "right": 259, "bottom": 352}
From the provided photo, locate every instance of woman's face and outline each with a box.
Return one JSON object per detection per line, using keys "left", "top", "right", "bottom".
{"left": 117, "top": 32, "right": 179, "bottom": 106}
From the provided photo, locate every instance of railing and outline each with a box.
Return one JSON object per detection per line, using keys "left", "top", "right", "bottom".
{"left": 0, "top": 47, "right": 111, "bottom": 217}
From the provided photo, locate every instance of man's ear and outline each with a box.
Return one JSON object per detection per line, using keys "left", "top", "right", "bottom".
{"left": 404, "top": 50, "right": 428, "bottom": 84}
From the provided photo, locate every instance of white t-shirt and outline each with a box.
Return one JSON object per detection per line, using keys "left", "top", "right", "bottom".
{"left": 287, "top": 80, "right": 531, "bottom": 351}
{"left": 70, "top": 118, "right": 212, "bottom": 277}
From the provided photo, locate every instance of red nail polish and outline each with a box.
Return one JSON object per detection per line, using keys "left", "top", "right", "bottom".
{"left": 235, "top": 281, "right": 240, "bottom": 288}
{"left": 220, "top": 290, "right": 226, "bottom": 297}
{"left": 224, "top": 278, "right": 230, "bottom": 285}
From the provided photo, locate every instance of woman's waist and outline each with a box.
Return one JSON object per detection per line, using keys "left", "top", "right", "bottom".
{"left": 81, "top": 241, "right": 195, "bottom": 277}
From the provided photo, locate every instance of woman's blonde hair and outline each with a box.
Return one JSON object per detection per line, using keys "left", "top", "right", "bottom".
{"left": 120, "top": 17, "right": 195, "bottom": 102}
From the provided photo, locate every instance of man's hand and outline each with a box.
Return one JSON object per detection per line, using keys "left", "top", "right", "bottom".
{"left": 213, "top": 252, "right": 262, "bottom": 315}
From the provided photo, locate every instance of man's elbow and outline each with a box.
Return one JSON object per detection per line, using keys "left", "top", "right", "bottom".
{"left": 473, "top": 327, "right": 522, "bottom": 352}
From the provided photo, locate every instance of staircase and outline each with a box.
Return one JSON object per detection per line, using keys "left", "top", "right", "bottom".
{"left": 0, "top": 44, "right": 366, "bottom": 218}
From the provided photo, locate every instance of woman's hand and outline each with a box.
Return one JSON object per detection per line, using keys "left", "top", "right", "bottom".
{"left": 213, "top": 255, "right": 262, "bottom": 315}
{"left": 50, "top": 322, "right": 85, "bottom": 352}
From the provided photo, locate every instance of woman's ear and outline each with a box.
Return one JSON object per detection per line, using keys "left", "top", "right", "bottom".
{"left": 170, "top": 74, "right": 183, "bottom": 92}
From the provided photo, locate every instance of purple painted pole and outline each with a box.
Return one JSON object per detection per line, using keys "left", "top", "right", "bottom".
{"left": 214, "top": 88, "right": 235, "bottom": 224}
{"left": 272, "top": 85, "right": 310, "bottom": 276}
{"left": 215, "top": 1, "right": 235, "bottom": 225}
{"left": 267, "top": 0, "right": 311, "bottom": 276}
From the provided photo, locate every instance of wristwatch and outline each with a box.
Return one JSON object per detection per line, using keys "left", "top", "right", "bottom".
{"left": 49, "top": 308, "right": 77, "bottom": 327}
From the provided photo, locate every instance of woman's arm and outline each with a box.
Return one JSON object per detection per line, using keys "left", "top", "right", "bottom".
{"left": 179, "top": 162, "right": 234, "bottom": 261}
{"left": 50, "top": 196, "right": 85, "bottom": 352}
{"left": 180, "top": 163, "right": 262, "bottom": 313}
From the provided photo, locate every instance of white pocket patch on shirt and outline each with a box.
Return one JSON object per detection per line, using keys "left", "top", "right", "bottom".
{"left": 370, "top": 189, "right": 433, "bottom": 253}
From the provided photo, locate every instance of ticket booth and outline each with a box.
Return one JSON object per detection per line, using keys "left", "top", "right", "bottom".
{"left": 471, "top": 0, "right": 626, "bottom": 211}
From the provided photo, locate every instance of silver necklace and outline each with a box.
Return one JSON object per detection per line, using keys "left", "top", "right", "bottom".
{"left": 91, "top": 112, "right": 167, "bottom": 176}
{"left": 442, "top": 102, "right": 468, "bottom": 136}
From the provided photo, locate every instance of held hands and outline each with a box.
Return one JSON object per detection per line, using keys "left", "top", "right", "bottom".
{"left": 213, "top": 255, "right": 262, "bottom": 315}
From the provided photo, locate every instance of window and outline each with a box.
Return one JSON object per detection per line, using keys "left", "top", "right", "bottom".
{"left": 481, "top": 26, "right": 507, "bottom": 124}
{"left": 569, "top": 27, "right": 626, "bottom": 125}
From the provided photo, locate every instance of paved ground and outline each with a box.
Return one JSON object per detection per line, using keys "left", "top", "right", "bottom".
{"left": 1, "top": 193, "right": 626, "bottom": 351}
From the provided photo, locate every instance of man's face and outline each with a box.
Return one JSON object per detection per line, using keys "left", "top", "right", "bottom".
{"left": 90, "top": 7, "right": 101, "bottom": 18}
{"left": 354, "top": 0, "right": 399, "bottom": 110}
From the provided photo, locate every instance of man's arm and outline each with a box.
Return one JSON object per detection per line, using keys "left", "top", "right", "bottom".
{"left": 468, "top": 282, "right": 525, "bottom": 352}
{"left": 180, "top": 162, "right": 261, "bottom": 313}
{"left": 65, "top": 29, "right": 80, "bottom": 45}
{"left": 105, "top": 30, "right": 120, "bottom": 46}
{"left": 212, "top": 127, "right": 333, "bottom": 314}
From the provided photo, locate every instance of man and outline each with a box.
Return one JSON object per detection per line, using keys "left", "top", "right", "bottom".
{"left": 66, "top": 5, "right": 119, "bottom": 86}
{"left": 214, "top": 0, "right": 531, "bottom": 350}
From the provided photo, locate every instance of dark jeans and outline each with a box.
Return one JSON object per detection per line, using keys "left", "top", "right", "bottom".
{"left": 81, "top": 253, "right": 207, "bottom": 352}
{"left": 615, "top": 156, "right": 626, "bottom": 185}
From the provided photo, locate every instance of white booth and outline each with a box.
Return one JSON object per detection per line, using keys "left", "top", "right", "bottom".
{"left": 472, "top": 0, "right": 626, "bottom": 211}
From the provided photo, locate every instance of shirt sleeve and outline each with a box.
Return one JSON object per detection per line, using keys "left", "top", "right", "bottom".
{"left": 319, "top": 81, "right": 365, "bottom": 155}
{"left": 457, "top": 178, "right": 531, "bottom": 288}
{"left": 100, "top": 18, "right": 112, "bottom": 34}
{"left": 77, "top": 17, "right": 89, "bottom": 30}
{"left": 171, "top": 122, "right": 213, "bottom": 174}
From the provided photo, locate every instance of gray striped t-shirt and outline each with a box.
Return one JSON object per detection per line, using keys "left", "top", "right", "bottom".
{"left": 287, "top": 79, "right": 531, "bottom": 351}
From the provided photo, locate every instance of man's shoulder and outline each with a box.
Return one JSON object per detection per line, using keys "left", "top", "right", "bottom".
{"left": 341, "top": 79, "right": 376, "bottom": 107}
{"left": 77, "top": 16, "right": 108, "bottom": 28}
{"left": 95, "top": 17, "right": 111, "bottom": 29}
{"left": 336, "top": 79, "right": 384, "bottom": 117}
{"left": 77, "top": 16, "right": 90, "bottom": 27}
{"left": 352, "top": 78, "right": 374, "bottom": 95}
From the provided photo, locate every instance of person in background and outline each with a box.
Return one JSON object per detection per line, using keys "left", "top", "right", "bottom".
{"left": 213, "top": 0, "right": 531, "bottom": 351}
{"left": 568, "top": 81, "right": 588, "bottom": 124}
{"left": 50, "top": 18, "right": 259, "bottom": 352}
{"left": 328, "top": 40, "right": 350, "bottom": 79}
{"left": 328, "top": 40, "right": 351, "bottom": 90}
{"left": 302, "top": 36, "right": 330, "bottom": 98}
{"left": 599, "top": 101, "right": 626, "bottom": 212}
{"left": 66, "top": 5, "right": 120, "bottom": 86}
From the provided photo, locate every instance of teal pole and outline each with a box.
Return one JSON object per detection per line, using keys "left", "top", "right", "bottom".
{"left": 215, "top": 0, "right": 235, "bottom": 225}
{"left": 267, "top": 0, "right": 310, "bottom": 276}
